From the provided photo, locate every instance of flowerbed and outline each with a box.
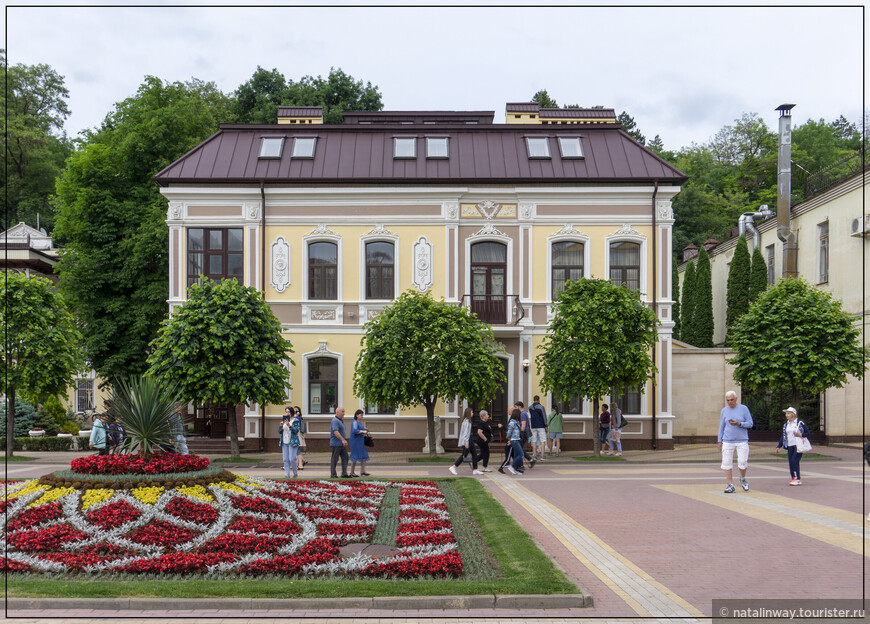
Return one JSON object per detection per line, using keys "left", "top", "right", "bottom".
{"left": 2, "top": 478, "right": 462, "bottom": 579}
{"left": 69, "top": 453, "right": 210, "bottom": 475}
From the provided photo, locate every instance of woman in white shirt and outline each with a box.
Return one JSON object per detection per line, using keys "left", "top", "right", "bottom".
{"left": 775, "top": 406, "right": 810, "bottom": 485}
{"left": 449, "top": 408, "right": 483, "bottom": 475}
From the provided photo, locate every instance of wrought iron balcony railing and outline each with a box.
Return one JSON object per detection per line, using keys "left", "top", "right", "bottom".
{"left": 458, "top": 294, "right": 525, "bottom": 326}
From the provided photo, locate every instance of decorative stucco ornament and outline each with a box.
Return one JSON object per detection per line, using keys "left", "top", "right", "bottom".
{"left": 610, "top": 224, "right": 646, "bottom": 239}
{"left": 364, "top": 224, "right": 396, "bottom": 237}
{"left": 476, "top": 200, "right": 501, "bottom": 219}
{"left": 412, "top": 236, "right": 433, "bottom": 292}
{"left": 168, "top": 203, "right": 183, "bottom": 220}
{"left": 469, "top": 222, "right": 509, "bottom": 239}
{"left": 305, "top": 224, "right": 340, "bottom": 238}
{"left": 551, "top": 224, "right": 588, "bottom": 238}
{"left": 656, "top": 200, "right": 674, "bottom": 220}
{"left": 519, "top": 203, "right": 534, "bottom": 219}
{"left": 270, "top": 237, "right": 291, "bottom": 293}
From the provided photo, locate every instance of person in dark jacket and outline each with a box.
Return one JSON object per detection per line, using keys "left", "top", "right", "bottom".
{"left": 775, "top": 406, "right": 810, "bottom": 485}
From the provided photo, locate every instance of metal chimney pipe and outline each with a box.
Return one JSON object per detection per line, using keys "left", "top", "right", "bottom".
{"left": 775, "top": 104, "right": 797, "bottom": 278}
{"left": 738, "top": 205, "right": 775, "bottom": 251}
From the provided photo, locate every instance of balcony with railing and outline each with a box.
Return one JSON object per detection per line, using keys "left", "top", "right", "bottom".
{"left": 458, "top": 294, "right": 525, "bottom": 326}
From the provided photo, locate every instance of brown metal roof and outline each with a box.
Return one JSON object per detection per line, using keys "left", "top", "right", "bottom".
{"left": 506, "top": 102, "right": 540, "bottom": 112}
{"left": 277, "top": 106, "right": 323, "bottom": 117}
{"left": 342, "top": 111, "right": 495, "bottom": 124}
{"left": 154, "top": 122, "right": 686, "bottom": 186}
{"left": 540, "top": 108, "right": 616, "bottom": 119}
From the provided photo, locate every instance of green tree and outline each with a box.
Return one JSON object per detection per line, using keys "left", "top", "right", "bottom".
{"left": 672, "top": 256, "right": 681, "bottom": 341}
{"left": 617, "top": 111, "right": 645, "bottom": 145}
{"left": 235, "top": 66, "right": 383, "bottom": 124}
{"left": 147, "top": 278, "right": 293, "bottom": 457}
{"left": 112, "top": 375, "right": 183, "bottom": 458}
{"left": 531, "top": 89, "right": 558, "bottom": 108}
{"left": 728, "top": 278, "right": 868, "bottom": 409}
{"left": 0, "top": 51, "right": 72, "bottom": 231}
{"left": 691, "top": 246, "right": 714, "bottom": 348}
{"left": 680, "top": 259, "right": 697, "bottom": 344}
{"left": 749, "top": 246, "right": 768, "bottom": 303}
{"left": 536, "top": 278, "right": 659, "bottom": 456}
{"left": 55, "top": 76, "right": 234, "bottom": 386}
{"left": 2, "top": 273, "right": 85, "bottom": 455}
{"left": 725, "top": 236, "right": 751, "bottom": 344}
{"left": 353, "top": 290, "right": 505, "bottom": 456}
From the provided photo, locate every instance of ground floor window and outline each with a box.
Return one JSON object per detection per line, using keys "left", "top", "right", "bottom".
{"left": 308, "top": 357, "right": 338, "bottom": 414}
{"left": 76, "top": 379, "right": 94, "bottom": 413}
{"left": 610, "top": 386, "right": 641, "bottom": 415}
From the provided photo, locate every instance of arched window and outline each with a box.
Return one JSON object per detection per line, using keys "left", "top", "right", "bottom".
{"left": 308, "top": 241, "right": 337, "bottom": 300}
{"left": 365, "top": 241, "right": 395, "bottom": 300}
{"left": 551, "top": 241, "right": 584, "bottom": 297}
{"left": 308, "top": 357, "right": 338, "bottom": 414}
{"left": 609, "top": 241, "right": 640, "bottom": 291}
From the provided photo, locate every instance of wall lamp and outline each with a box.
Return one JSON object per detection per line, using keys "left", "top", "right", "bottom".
{"left": 522, "top": 358, "right": 530, "bottom": 373}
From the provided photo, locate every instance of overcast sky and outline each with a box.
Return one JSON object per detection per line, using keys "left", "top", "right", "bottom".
{"left": 4, "top": 3, "right": 865, "bottom": 151}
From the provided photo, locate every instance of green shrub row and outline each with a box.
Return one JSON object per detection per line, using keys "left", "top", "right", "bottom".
{"left": 1, "top": 436, "right": 90, "bottom": 452}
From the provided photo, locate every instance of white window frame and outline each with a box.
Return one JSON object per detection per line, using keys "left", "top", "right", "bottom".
{"left": 359, "top": 231, "right": 400, "bottom": 302}
{"left": 604, "top": 234, "right": 648, "bottom": 299}
{"left": 302, "top": 234, "right": 342, "bottom": 302}
{"left": 302, "top": 344, "right": 343, "bottom": 417}
{"left": 525, "top": 136, "right": 551, "bottom": 159}
{"left": 464, "top": 231, "right": 514, "bottom": 323}
{"left": 75, "top": 369, "right": 97, "bottom": 414}
{"left": 292, "top": 137, "right": 317, "bottom": 158}
{"left": 426, "top": 137, "right": 449, "bottom": 159}
{"left": 817, "top": 221, "right": 829, "bottom": 284}
{"left": 557, "top": 136, "right": 584, "bottom": 158}
{"left": 547, "top": 234, "right": 591, "bottom": 303}
{"left": 393, "top": 137, "right": 417, "bottom": 159}
{"left": 258, "top": 137, "right": 284, "bottom": 159}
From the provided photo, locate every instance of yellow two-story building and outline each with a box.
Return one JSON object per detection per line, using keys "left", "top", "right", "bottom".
{"left": 155, "top": 103, "right": 686, "bottom": 452}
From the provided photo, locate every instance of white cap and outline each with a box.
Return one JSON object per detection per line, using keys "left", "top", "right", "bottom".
{"left": 783, "top": 407, "right": 797, "bottom": 415}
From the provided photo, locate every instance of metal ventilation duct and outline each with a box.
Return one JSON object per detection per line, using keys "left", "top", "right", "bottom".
{"left": 775, "top": 104, "right": 798, "bottom": 278}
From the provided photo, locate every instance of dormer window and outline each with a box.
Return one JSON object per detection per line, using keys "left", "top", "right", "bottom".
{"left": 394, "top": 137, "right": 416, "bottom": 159}
{"left": 426, "top": 137, "right": 449, "bottom": 159}
{"left": 526, "top": 137, "right": 551, "bottom": 159}
{"left": 558, "top": 137, "right": 583, "bottom": 158}
{"left": 259, "top": 137, "right": 284, "bottom": 159}
{"left": 292, "top": 137, "right": 316, "bottom": 158}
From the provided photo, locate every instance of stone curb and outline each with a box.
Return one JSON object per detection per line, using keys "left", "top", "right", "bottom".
{"left": 3, "top": 594, "right": 589, "bottom": 611}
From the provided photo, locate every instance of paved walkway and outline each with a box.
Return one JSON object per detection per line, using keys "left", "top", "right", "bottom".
{"left": 3, "top": 444, "right": 865, "bottom": 623}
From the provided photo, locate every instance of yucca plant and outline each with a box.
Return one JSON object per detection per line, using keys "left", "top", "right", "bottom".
{"left": 111, "top": 375, "right": 183, "bottom": 458}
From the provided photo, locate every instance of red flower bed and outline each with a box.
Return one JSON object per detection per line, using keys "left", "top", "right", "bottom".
{"left": 397, "top": 519, "right": 452, "bottom": 533}
{"left": 8, "top": 523, "right": 88, "bottom": 552}
{"left": 230, "top": 495, "right": 285, "bottom": 515}
{"left": 298, "top": 507, "right": 364, "bottom": 522}
{"left": 398, "top": 508, "right": 444, "bottom": 520}
{"left": 238, "top": 551, "right": 336, "bottom": 575}
{"left": 1, "top": 558, "right": 31, "bottom": 571}
{"left": 69, "top": 452, "right": 209, "bottom": 475}
{"left": 118, "top": 552, "right": 238, "bottom": 574}
{"left": 85, "top": 500, "right": 141, "bottom": 529}
{"left": 127, "top": 521, "right": 200, "bottom": 547}
{"left": 395, "top": 533, "right": 455, "bottom": 548}
{"left": 318, "top": 523, "right": 373, "bottom": 538}
{"left": 202, "top": 533, "right": 284, "bottom": 554}
{"left": 228, "top": 516, "right": 299, "bottom": 536}
{"left": 6, "top": 502, "right": 63, "bottom": 531}
{"left": 164, "top": 497, "right": 217, "bottom": 524}
{"left": 360, "top": 551, "right": 464, "bottom": 578}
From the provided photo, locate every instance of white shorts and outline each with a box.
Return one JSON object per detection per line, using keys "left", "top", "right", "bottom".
{"left": 530, "top": 428, "right": 547, "bottom": 446}
{"left": 720, "top": 441, "right": 749, "bottom": 470}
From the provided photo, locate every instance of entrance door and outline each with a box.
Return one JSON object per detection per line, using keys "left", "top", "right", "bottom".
{"left": 194, "top": 401, "right": 232, "bottom": 439}
{"left": 472, "top": 358, "right": 509, "bottom": 440}
{"left": 471, "top": 242, "right": 507, "bottom": 324}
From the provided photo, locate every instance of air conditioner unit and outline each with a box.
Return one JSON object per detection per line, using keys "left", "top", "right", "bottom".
{"left": 850, "top": 215, "right": 870, "bottom": 237}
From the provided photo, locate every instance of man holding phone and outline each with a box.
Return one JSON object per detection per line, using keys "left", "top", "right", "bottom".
{"left": 717, "top": 390, "right": 754, "bottom": 493}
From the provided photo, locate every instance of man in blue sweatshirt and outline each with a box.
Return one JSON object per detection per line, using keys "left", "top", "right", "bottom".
{"left": 717, "top": 390, "right": 754, "bottom": 493}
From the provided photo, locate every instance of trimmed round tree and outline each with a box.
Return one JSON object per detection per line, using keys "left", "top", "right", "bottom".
{"left": 535, "top": 278, "right": 659, "bottom": 456}
{"left": 728, "top": 278, "right": 868, "bottom": 410}
{"left": 147, "top": 278, "right": 293, "bottom": 457}
{"left": 2, "top": 273, "right": 85, "bottom": 456}
{"left": 692, "top": 246, "right": 714, "bottom": 348}
{"left": 748, "top": 245, "right": 768, "bottom": 304}
{"left": 725, "top": 235, "right": 751, "bottom": 344}
{"left": 353, "top": 290, "right": 505, "bottom": 456}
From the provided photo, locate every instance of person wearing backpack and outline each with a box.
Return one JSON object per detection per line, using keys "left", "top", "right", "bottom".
{"left": 607, "top": 401, "right": 625, "bottom": 457}
{"left": 89, "top": 415, "right": 108, "bottom": 455}
{"left": 547, "top": 403, "right": 564, "bottom": 457}
{"left": 279, "top": 411, "right": 301, "bottom": 479}
{"left": 528, "top": 395, "right": 548, "bottom": 460}
{"left": 291, "top": 406, "right": 308, "bottom": 471}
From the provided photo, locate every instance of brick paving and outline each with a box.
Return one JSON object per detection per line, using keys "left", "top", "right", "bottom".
{"left": 3, "top": 443, "right": 864, "bottom": 623}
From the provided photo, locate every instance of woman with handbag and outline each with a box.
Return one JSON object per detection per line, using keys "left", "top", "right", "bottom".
{"left": 278, "top": 412, "right": 300, "bottom": 479}
{"left": 775, "top": 406, "right": 810, "bottom": 485}
{"left": 449, "top": 407, "right": 482, "bottom": 475}
{"left": 292, "top": 406, "right": 308, "bottom": 471}
{"left": 349, "top": 409, "right": 371, "bottom": 477}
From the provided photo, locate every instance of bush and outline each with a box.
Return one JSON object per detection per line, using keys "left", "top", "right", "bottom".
{"left": 0, "top": 436, "right": 90, "bottom": 452}
{"left": 33, "top": 405, "right": 62, "bottom": 437}
{"left": 0, "top": 398, "right": 39, "bottom": 437}
{"left": 42, "top": 395, "right": 79, "bottom": 434}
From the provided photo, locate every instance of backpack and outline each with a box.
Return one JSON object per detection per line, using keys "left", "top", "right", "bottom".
{"left": 106, "top": 423, "right": 124, "bottom": 446}
{"left": 298, "top": 417, "right": 307, "bottom": 434}
{"left": 619, "top": 414, "right": 628, "bottom": 429}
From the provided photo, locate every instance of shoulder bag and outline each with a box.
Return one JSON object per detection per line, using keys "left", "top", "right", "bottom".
{"left": 364, "top": 434, "right": 374, "bottom": 447}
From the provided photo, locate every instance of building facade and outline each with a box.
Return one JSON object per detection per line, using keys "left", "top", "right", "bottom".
{"left": 155, "top": 105, "right": 686, "bottom": 451}
{"left": 676, "top": 167, "right": 868, "bottom": 441}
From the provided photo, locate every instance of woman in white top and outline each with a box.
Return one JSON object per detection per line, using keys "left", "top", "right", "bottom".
{"left": 449, "top": 408, "right": 482, "bottom": 475}
{"left": 775, "top": 406, "right": 810, "bottom": 485}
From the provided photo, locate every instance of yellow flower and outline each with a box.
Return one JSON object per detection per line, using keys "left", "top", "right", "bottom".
{"left": 5, "top": 480, "right": 44, "bottom": 501}
{"left": 130, "top": 486, "right": 164, "bottom": 505}
{"left": 212, "top": 481, "right": 248, "bottom": 496}
{"left": 81, "top": 488, "right": 116, "bottom": 510}
{"left": 174, "top": 484, "right": 213, "bottom": 503}
{"left": 29, "top": 486, "right": 77, "bottom": 508}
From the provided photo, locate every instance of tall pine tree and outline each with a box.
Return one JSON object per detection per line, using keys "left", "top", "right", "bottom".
{"left": 672, "top": 256, "right": 681, "bottom": 341}
{"left": 693, "top": 246, "right": 715, "bottom": 348}
{"left": 749, "top": 246, "right": 768, "bottom": 303}
{"left": 725, "top": 236, "right": 751, "bottom": 343}
{"left": 680, "top": 260, "right": 697, "bottom": 344}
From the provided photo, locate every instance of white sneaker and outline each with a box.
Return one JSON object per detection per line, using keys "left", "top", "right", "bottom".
{"left": 507, "top": 466, "right": 518, "bottom": 475}
{"left": 482, "top": 468, "right": 492, "bottom": 472}
{"left": 448, "top": 465, "right": 458, "bottom": 475}
{"left": 472, "top": 469, "right": 484, "bottom": 475}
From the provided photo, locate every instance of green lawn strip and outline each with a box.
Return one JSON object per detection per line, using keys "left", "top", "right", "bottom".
{"left": 573, "top": 455, "right": 626, "bottom": 462}
{"left": 6, "top": 477, "right": 577, "bottom": 598}
{"left": 370, "top": 484, "right": 399, "bottom": 545}
{"left": 212, "top": 457, "right": 264, "bottom": 464}
{"left": 2, "top": 455, "right": 37, "bottom": 462}
{"left": 437, "top": 480, "right": 495, "bottom": 580}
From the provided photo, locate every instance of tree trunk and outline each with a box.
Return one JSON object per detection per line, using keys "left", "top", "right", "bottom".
{"left": 791, "top": 388, "right": 801, "bottom": 417}
{"left": 425, "top": 399, "right": 437, "bottom": 457}
{"left": 6, "top": 388, "right": 15, "bottom": 457}
{"left": 592, "top": 396, "right": 600, "bottom": 457}
{"left": 227, "top": 404, "right": 240, "bottom": 458}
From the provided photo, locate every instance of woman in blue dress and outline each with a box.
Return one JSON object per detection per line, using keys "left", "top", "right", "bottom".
{"left": 349, "top": 409, "right": 370, "bottom": 477}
